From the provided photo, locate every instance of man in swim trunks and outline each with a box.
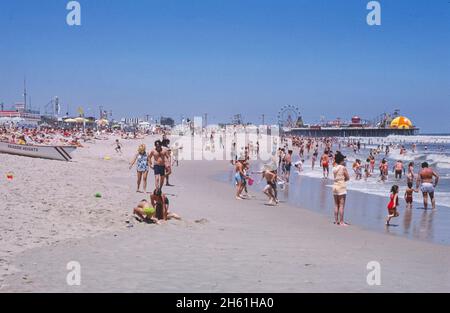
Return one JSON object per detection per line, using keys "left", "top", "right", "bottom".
{"left": 283, "top": 150, "right": 293, "bottom": 182}
{"left": 321, "top": 150, "right": 330, "bottom": 179}
{"left": 278, "top": 148, "right": 285, "bottom": 170}
{"left": 379, "top": 159, "right": 388, "bottom": 182}
{"left": 261, "top": 169, "right": 278, "bottom": 205}
{"left": 149, "top": 140, "right": 169, "bottom": 190}
{"left": 416, "top": 162, "right": 439, "bottom": 210}
{"left": 394, "top": 160, "right": 404, "bottom": 180}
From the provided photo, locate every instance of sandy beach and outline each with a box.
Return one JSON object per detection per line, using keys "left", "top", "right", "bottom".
{"left": 1, "top": 137, "right": 450, "bottom": 292}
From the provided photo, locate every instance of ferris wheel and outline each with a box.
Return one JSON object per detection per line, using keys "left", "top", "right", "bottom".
{"left": 277, "top": 105, "right": 302, "bottom": 128}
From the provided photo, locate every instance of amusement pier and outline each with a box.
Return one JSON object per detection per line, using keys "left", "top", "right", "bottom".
{"left": 277, "top": 106, "right": 419, "bottom": 137}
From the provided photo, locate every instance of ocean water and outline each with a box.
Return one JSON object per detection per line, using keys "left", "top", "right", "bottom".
{"left": 221, "top": 134, "right": 450, "bottom": 245}
{"left": 299, "top": 135, "right": 450, "bottom": 208}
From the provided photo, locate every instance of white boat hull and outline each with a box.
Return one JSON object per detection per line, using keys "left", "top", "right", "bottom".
{"left": 0, "top": 142, "right": 77, "bottom": 161}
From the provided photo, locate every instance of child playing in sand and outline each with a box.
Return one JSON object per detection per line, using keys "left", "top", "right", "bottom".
{"left": 386, "top": 185, "right": 400, "bottom": 226}
{"left": 133, "top": 199, "right": 160, "bottom": 224}
{"left": 404, "top": 182, "right": 418, "bottom": 209}
{"left": 114, "top": 139, "right": 123, "bottom": 154}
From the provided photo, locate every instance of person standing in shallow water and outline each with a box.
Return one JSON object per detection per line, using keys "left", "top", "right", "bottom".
{"left": 321, "top": 150, "right": 330, "bottom": 179}
{"left": 332, "top": 152, "right": 350, "bottom": 226}
{"left": 416, "top": 162, "right": 439, "bottom": 210}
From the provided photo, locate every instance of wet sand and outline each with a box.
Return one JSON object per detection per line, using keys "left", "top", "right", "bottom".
{"left": 221, "top": 168, "right": 450, "bottom": 246}
{"left": 1, "top": 144, "right": 450, "bottom": 292}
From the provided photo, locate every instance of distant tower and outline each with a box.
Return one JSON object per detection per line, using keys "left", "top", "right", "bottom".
{"left": 55, "top": 97, "right": 60, "bottom": 116}
{"left": 232, "top": 114, "right": 242, "bottom": 125}
{"left": 23, "top": 77, "right": 27, "bottom": 110}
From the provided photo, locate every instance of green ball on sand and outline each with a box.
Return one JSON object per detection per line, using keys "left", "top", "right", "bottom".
{"left": 95, "top": 193, "right": 102, "bottom": 198}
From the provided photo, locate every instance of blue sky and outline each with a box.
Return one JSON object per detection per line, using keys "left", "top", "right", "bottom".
{"left": 1, "top": 0, "right": 449, "bottom": 132}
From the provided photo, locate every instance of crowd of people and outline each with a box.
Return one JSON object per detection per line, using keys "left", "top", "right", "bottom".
{"left": 0, "top": 126, "right": 93, "bottom": 146}
{"left": 233, "top": 135, "right": 441, "bottom": 227}
{"left": 0, "top": 125, "right": 152, "bottom": 147}
{"left": 1, "top": 123, "right": 442, "bottom": 228}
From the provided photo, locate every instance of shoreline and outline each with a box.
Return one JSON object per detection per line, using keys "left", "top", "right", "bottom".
{"left": 217, "top": 167, "right": 450, "bottom": 246}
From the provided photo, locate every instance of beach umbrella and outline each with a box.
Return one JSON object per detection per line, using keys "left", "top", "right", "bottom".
{"left": 74, "top": 117, "right": 89, "bottom": 123}
{"left": 64, "top": 118, "right": 77, "bottom": 123}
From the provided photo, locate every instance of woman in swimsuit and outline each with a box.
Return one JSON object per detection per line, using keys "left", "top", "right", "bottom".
{"left": 129, "top": 144, "right": 149, "bottom": 193}
{"left": 151, "top": 189, "right": 181, "bottom": 221}
{"left": 332, "top": 152, "right": 350, "bottom": 226}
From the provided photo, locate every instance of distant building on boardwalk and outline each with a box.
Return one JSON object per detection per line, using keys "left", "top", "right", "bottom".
{"left": 0, "top": 103, "right": 41, "bottom": 125}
